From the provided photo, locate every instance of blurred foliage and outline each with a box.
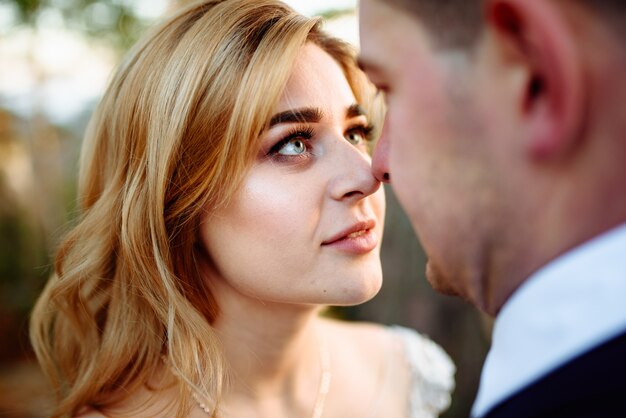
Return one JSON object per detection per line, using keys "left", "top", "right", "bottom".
{"left": 317, "top": 7, "right": 354, "bottom": 20}
{"left": 0, "top": 105, "right": 82, "bottom": 360}
{"left": 0, "top": 0, "right": 152, "bottom": 329}
{"left": 2, "top": 0, "right": 150, "bottom": 50}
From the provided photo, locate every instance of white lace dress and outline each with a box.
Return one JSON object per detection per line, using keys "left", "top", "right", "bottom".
{"left": 387, "top": 326, "right": 456, "bottom": 418}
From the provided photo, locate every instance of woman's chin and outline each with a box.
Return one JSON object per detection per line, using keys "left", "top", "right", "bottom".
{"left": 325, "top": 272, "right": 383, "bottom": 307}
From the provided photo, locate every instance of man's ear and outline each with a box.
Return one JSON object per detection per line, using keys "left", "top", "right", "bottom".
{"left": 485, "top": 0, "right": 585, "bottom": 159}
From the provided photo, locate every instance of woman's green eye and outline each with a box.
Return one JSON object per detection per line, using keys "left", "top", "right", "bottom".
{"left": 278, "top": 139, "right": 307, "bottom": 155}
{"left": 346, "top": 130, "right": 365, "bottom": 145}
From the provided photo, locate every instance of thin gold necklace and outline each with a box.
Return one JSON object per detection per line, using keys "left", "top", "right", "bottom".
{"left": 193, "top": 334, "right": 331, "bottom": 418}
{"left": 310, "top": 333, "right": 332, "bottom": 418}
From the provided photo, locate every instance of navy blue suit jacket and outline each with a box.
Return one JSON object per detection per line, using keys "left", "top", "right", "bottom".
{"left": 484, "top": 330, "right": 626, "bottom": 418}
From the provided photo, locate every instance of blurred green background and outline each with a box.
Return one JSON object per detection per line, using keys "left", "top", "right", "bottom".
{"left": 0, "top": 0, "right": 489, "bottom": 416}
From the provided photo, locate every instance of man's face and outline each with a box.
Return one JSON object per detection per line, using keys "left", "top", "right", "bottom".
{"left": 359, "top": 0, "right": 512, "bottom": 307}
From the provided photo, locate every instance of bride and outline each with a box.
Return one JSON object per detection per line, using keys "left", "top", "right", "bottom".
{"left": 30, "top": 1, "right": 454, "bottom": 417}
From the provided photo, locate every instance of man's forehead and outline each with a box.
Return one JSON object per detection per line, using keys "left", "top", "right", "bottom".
{"left": 358, "top": 0, "right": 401, "bottom": 71}
{"left": 358, "top": 0, "right": 433, "bottom": 73}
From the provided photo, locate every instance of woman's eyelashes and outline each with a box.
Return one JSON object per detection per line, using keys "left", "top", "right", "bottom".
{"left": 345, "top": 124, "right": 374, "bottom": 147}
{"left": 266, "top": 122, "right": 376, "bottom": 161}
{"left": 268, "top": 126, "right": 315, "bottom": 159}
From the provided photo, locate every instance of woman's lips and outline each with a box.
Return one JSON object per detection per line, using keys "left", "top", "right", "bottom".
{"left": 321, "top": 220, "right": 378, "bottom": 254}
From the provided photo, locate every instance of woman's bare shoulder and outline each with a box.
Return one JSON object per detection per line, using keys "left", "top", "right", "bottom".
{"left": 321, "top": 317, "right": 393, "bottom": 341}
{"left": 317, "top": 318, "right": 411, "bottom": 417}
{"left": 319, "top": 317, "right": 402, "bottom": 362}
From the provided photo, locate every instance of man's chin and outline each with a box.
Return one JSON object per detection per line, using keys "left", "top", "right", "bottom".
{"left": 425, "top": 260, "right": 460, "bottom": 297}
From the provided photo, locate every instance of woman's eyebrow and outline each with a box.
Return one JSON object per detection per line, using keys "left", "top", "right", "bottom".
{"left": 346, "top": 103, "right": 366, "bottom": 119}
{"left": 269, "top": 107, "right": 323, "bottom": 128}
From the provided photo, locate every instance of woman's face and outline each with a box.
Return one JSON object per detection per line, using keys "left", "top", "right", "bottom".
{"left": 198, "top": 43, "right": 385, "bottom": 307}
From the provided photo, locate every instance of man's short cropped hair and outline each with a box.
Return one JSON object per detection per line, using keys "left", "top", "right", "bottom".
{"left": 381, "top": 0, "right": 625, "bottom": 50}
{"left": 380, "top": 0, "right": 484, "bottom": 49}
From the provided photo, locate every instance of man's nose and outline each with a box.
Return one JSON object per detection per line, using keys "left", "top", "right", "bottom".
{"left": 372, "top": 127, "right": 390, "bottom": 183}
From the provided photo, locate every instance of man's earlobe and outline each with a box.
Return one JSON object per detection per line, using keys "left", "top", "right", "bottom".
{"left": 486, "top": 0, "right": 585, "bottom": 160}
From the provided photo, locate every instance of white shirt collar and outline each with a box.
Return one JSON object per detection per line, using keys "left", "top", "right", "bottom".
{"left": 472, "top": 223, "right": 626, "bottom": 417}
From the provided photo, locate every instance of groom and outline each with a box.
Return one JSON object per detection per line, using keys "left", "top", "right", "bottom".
{"left": 358, "top": 0, "right": 626, "bottom": 417}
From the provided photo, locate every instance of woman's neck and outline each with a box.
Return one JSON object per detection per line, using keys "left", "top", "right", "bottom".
{"left": 211, "top": 284, "right": 325, "bottom": 407}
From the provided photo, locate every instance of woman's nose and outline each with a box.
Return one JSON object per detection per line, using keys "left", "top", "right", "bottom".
{"left": 328, "top": 139, "right": 381, "bottom": 202}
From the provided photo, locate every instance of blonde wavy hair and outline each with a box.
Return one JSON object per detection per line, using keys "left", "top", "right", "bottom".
{"left": 30, "top": 0, "right": 381, "bottom": 417}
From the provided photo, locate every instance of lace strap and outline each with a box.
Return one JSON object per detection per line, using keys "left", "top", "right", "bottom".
{"left": 390, "top": 326, "right": 455, "bottom": 418}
